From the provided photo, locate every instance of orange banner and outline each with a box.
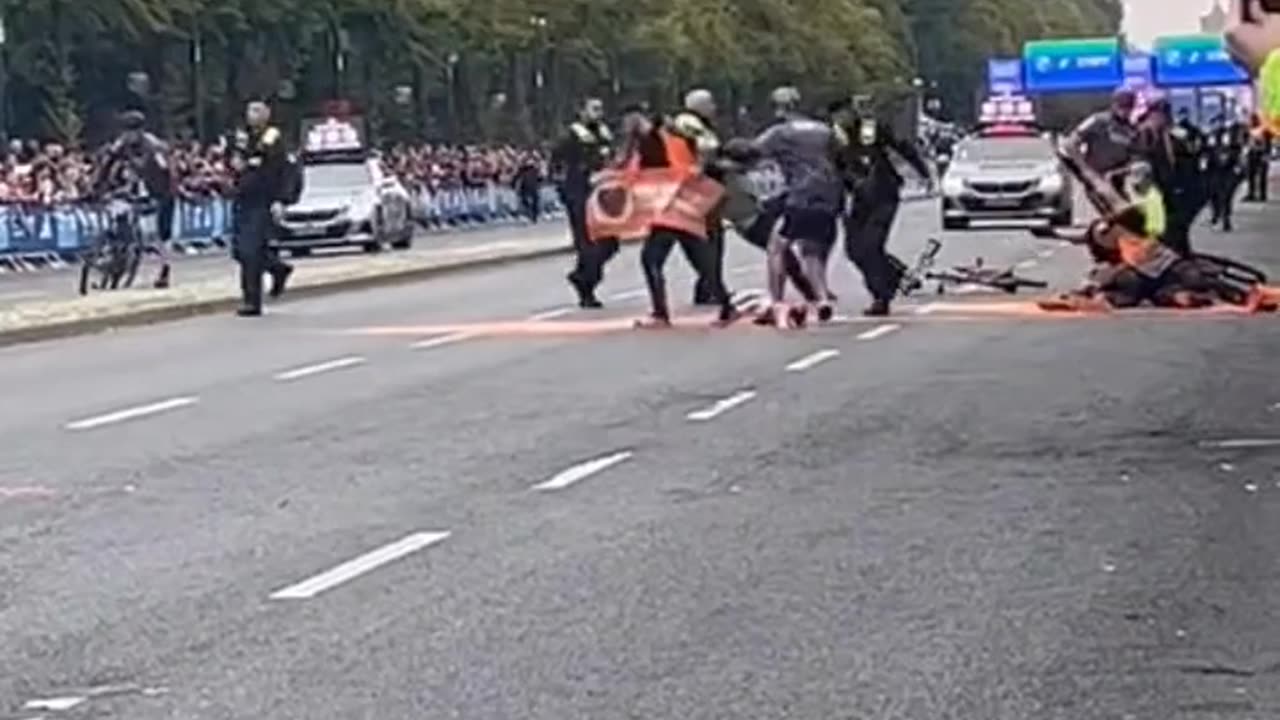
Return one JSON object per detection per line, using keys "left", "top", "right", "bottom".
{"left": 586, "top": 168, "right": 723, "bottom": 243}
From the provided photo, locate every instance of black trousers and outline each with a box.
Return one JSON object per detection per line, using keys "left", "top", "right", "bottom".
{"left": 739, "top": 205, "right": 817, "bottom": 302}
{"left": 1245, "top": 156, "right": 1270, "bottom": 201}
{"left": 1161, "top": 185, "right": 1207, "bottom": 257}
{"left": 233, "top": 204, "right": 291, "bottom": 311}
{"left": 844, "top": 194, "right": 905, "bottom": 304}
{"left": 565, "top": 193, "right": 618, "bottom": 294}
{"left": 694, "top": 216, "right": 726, "bottom": 302}
{"left": 641, "top": 226, "right": 730, "bottom": 319}
{"left": 521, "top": 187, "right": 541, "bottom": 222}
{"left": 1209, "top": 170, "right": 1240, "bottom": 229}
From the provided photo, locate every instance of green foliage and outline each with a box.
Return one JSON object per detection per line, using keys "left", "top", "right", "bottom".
{"left": 0, "top": 0, "right": 1120, "bottom": 144}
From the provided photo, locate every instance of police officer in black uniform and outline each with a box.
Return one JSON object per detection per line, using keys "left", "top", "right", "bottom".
{"left": 1136, "top": 98, "right": 1208, "bottom": 256}
{"left": 829, "top": 98, "right": 933, "bottom": 316}
{"left": 232, "top": 101, "right": 293, "bottom": 317}
{"left": 550, "top": 97, "right": 616, "bottom": 308}
{"left": 1244, "top": 115, "right": 1272, "bottom": 202}
{"left": 1206, "top": 113, "right": 1246, "bottom": 231}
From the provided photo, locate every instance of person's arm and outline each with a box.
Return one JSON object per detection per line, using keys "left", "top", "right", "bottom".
{"left": 1062, "top": 113, "right": 1100, "bottom": 157}
{"left": 882, "top": 121, "right": 932, "bottom": 182}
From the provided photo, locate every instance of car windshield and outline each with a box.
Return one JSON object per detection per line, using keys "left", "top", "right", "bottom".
{"left": 957, "top": 137, "right": 1053, "bottom": 163}
{"left": 304, "top": 162, "right": 372, "bottom": 191}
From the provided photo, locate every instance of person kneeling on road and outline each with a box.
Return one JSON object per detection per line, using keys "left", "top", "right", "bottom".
{"left": 1045, "top": 164, "right": 1275, "bottom": 312}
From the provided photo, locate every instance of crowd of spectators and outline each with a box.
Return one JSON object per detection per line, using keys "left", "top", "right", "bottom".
{"left": 0, "top": 137, "right": 548, "bottom": 207}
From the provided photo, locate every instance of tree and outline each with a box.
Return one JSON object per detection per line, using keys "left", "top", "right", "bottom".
{"left": 0, "top": 0, "right": 1121, "bottom": 145}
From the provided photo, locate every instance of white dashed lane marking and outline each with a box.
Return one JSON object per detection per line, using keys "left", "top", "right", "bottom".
{"left": 1200, "top": 438, "right": 1280, "bottom": 450}
{"left": 270, "top": 531, "right": 452, "bottom": 600}
{"left": 274, "top": 356, "right": 366, "bottom": 382}
{"left": 687, "top": 390, "right": 757, "bottom": 422}
{"left": 65, "top": 396, "right": 198, "bottom": 431}
{"left": 857, "top": 323, "right": 901, "bottom": 341}
{"left": 411, "top": 332, "right": 473, "bottom": 350}
{"left": 785, "top": 349, "right": 841, "bottom": 373}
{"left": 24, "top": 697, "right": 86, "bottom": 711}
{"left": 532, "top": 450, "right": 634, "bottom": 492}
{"left": 1015, "top": 259, "right": 1038, "bottom": 269}
{"left": 529, "top": 307, "right": 574, "bottom": 321}
{"left": 607, "top": 288, "right": 648, "bottom": 301}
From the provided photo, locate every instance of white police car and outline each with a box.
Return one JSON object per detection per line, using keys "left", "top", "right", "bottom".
{"left": 274, "top": 117, "right": 413, "bottom": 255}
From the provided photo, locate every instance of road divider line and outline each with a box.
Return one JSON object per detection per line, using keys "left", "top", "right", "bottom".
{"left": 857, "top": 323, "right": 901, "bottom": 341}
{"left": 785, "top": 349, "right": 841, "bottom": 373}
{"left": 270, "top": 531, "right": 451, "bottom": 600}
{"left": 607, "top": 288, "right": 648, "bottom": 301}
{"left": 24, "top": 697, "right": 87, "bottom": 711}
{"left": 65, "top": 396, "right": 198, "bottom": 431}
{"left": 687, "top": 390, "right": 757, "bottom": 422}
{"left": 411, "top": 332, "right": 472, "bottom": 350}
{"left": 274, "top": 356, "right": 366, "bottom": 382}
{"left": 529, "top": 307, "right": 574, "bottom": 321}
{"left": 1200, "top": 438, "right": 1280, "bottom": 450}
{"left": 1016, "top": 259, "right": 1038, "bottom": 269}
{"left": 532, "top": 450, "right": 634, "bottom": 492}
{"left": 914, "top": 304, "right": 939, "bottom": 315}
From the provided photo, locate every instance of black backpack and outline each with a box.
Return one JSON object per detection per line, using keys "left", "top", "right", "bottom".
{"left": 278, "top": 152, "right": 305, "bottom": 205}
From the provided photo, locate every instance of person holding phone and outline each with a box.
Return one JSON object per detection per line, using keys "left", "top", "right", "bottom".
{"left": 1227, "top": 0, "right": 1280, "bottom": 135}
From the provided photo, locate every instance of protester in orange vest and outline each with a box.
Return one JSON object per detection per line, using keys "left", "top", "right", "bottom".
{"left": 617, "top": 104, "right": 738, "bottom": 328}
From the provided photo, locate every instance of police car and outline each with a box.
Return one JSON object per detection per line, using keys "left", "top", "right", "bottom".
{"left": 939, "top": 97, "right": 1073, "bottom": 230}
{"left": 274, "top": 116, "right": 414, "bottom": 255}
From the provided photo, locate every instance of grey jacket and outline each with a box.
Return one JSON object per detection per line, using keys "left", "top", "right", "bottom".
{"left": 752, "top": 114, "right": 844, "bottom": 215}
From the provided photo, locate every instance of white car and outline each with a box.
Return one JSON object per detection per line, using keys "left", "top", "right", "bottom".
{"left": 940, "top": 131, "right": 1073, "bottom": 230}
{"left": 274, "top": 158, "right": 413, "bottom": 255}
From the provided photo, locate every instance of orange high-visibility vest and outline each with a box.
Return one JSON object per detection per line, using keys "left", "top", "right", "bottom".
{"left": 624, "top": 129, "right": 698, "bottom": 177}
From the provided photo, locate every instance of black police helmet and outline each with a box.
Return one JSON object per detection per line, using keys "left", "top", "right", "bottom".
{"left": 119, "top": 110, "right": 147, "bottom": 132}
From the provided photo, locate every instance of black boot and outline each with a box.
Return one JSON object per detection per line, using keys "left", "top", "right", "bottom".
{"left": 269, "top": 265, "right": 293, "bottom": 298}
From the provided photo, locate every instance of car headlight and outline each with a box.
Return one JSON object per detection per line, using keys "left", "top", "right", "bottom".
{"left": 941, "top": 175, "right": 966, "bottom": 196}
{"left": 1038, "top": 173, "right": 1064, "bottom": 194}
{"left": 347, "top": 202, "right": 376, "bottom": 223}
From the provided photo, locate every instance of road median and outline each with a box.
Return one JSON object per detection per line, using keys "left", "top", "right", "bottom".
{"left": 0, "top": 234, "right": 570, "bottom": 347}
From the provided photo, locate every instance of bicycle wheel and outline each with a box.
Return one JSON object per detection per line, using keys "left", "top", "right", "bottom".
{"left": 122, "top": 243, "right": 142, "bottom": 289}
{"left": 78, "top": 237, "right": 108, "bottom": 296}
{"left": 78, "top": 258, "right": 94, "bottom": 296}
{"left": 1194, "top": 252, "right": 1268, "bottom": 286}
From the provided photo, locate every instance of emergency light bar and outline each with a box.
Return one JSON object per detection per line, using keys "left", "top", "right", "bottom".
{"left": 979, "top": 96, "right": 1036, "bottom": 125}
{"left": 303, "top": 117, "right": 364, "bottom": 153}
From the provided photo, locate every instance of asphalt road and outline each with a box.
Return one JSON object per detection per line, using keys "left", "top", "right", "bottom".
{"left": 2, "top": 197, "right": 1279, "bottom": 719}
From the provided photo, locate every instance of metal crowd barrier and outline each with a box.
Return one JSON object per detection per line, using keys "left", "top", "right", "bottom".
{"left": 0, "top": 183, "right": 566, "bottom": 268}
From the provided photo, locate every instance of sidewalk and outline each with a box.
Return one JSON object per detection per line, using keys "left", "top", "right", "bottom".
{"left": 0, "top": 227, "right": 570, "bottom": 346}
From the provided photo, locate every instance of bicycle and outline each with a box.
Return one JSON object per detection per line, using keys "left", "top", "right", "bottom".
{"left": 78, "top": 195, "right": 152, "bottom": 296}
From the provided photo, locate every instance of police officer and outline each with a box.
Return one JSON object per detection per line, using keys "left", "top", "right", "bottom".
{"left": 1136, "top": 98, "right": 1208, "bottom": 255}
{"left": 671, "top": 88, "right": 729, "bottom": 305}
{"left": 1206, "top": 113, "right": 1246, "bottom": 231}
{"left": 1064, "top": 89, "right": 1139, "bottom": 196}
{"left": 830, "top": 97, "right": 933, "bottom": 317}
{"left": 550, "top": 97, "right": 616, "bottom": 308}
{"left": 231, "top": 100, "right": 293, "bottom": 317}
{"left": 1244, "top": 115, "right": 1272, "bottom": 202}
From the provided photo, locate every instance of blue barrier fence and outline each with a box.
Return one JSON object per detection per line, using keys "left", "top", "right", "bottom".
{"left": 0, "top": 183, "right": 566, "bottom": 257}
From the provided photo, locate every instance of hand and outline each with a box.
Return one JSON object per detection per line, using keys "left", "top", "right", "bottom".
{"left": 270, "top": 202, "right": 284, "bottom": 223}
{"left": 1227, "top": 0, "right": 1280, "bottom": 74}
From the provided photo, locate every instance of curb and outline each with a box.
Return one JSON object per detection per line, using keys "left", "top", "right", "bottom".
{"left": 0, "top": 243, "right": 572, "bottom": 348}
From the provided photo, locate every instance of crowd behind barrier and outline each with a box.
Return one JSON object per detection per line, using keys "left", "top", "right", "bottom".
{"left": 0, "top": 182, "right": 571, "bottom": 256}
